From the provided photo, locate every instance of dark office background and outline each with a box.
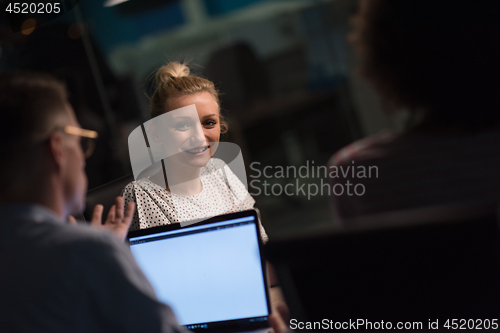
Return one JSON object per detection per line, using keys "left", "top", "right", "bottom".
{"left": 0, "top": 0, "right": 394, "bottom": 236}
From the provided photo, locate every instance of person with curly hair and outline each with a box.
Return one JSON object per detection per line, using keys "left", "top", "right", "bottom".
{"left": 329, "top": 0, "right": 500, "bottom": 219}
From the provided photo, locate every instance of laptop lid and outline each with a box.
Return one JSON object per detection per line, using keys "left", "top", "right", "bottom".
{"left": 128, "top": 210, "right": 271, "bottom": 332}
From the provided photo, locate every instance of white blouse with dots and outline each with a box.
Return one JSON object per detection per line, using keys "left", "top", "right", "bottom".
{"left": 122, "top": 158, "right": 268, "bottom": 242}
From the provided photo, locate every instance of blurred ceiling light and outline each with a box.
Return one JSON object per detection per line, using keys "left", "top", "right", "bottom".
{"left": 104, "top": 0, "right": 129, "bottom": 7}
{"left": 21, "top": 18, "right": 36, "bottom": 35}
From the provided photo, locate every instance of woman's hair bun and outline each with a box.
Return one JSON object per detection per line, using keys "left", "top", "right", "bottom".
{"left": 156, "top": 62, "right": 190, "bottom": 84}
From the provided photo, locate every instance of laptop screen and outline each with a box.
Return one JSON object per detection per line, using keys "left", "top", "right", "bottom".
{"left": 128, "top": 211, "right": 270, "bottom": 331}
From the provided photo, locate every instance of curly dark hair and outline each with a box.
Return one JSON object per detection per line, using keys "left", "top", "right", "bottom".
{"left": 350, "top": 0, "right": 500, "bottom": 130}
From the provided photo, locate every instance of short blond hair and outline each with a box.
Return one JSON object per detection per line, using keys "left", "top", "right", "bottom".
{"left": 150, "top": 62, "right": 227, "bottom": 133}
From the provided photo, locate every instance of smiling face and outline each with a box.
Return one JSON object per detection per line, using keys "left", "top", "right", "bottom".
{"left": 158, "top": 91, "right": 221, "bottom": 169}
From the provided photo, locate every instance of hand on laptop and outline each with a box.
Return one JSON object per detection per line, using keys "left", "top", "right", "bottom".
{"left": 68, "top": 197, "right": 135, "bottom": 241}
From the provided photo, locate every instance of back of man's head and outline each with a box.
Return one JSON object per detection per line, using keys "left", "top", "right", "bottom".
{"left": 0, "top": 71, "right": 70, "bottom": 200}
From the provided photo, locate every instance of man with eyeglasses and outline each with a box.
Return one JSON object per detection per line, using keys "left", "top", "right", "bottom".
{"left": 0, "top": 72, "right": 189, "bottom": 332}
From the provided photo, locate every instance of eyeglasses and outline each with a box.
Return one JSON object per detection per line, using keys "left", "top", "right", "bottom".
{"left": 56, "top": 125, "right": 99, "bottom": 159}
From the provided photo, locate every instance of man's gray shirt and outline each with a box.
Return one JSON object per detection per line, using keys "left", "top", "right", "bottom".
{"left": 0, "top": 204, "right": 189, "bottom": 333}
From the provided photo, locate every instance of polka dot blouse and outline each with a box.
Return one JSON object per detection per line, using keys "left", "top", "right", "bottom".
{"left": 121, "top": 158, "right": 268, "bottom": 242}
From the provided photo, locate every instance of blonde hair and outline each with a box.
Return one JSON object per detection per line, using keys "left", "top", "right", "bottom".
{"left": 150, "top": 62, "right": 227, "bottom": 133}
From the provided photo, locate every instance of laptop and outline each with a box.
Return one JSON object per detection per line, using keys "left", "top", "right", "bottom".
{"left": 128, "top": 210, "right": 271, "bottom": 333}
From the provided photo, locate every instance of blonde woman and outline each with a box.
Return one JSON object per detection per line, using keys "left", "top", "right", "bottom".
{"left": 122, "top": 62, "right": 267, "bottom": 241}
